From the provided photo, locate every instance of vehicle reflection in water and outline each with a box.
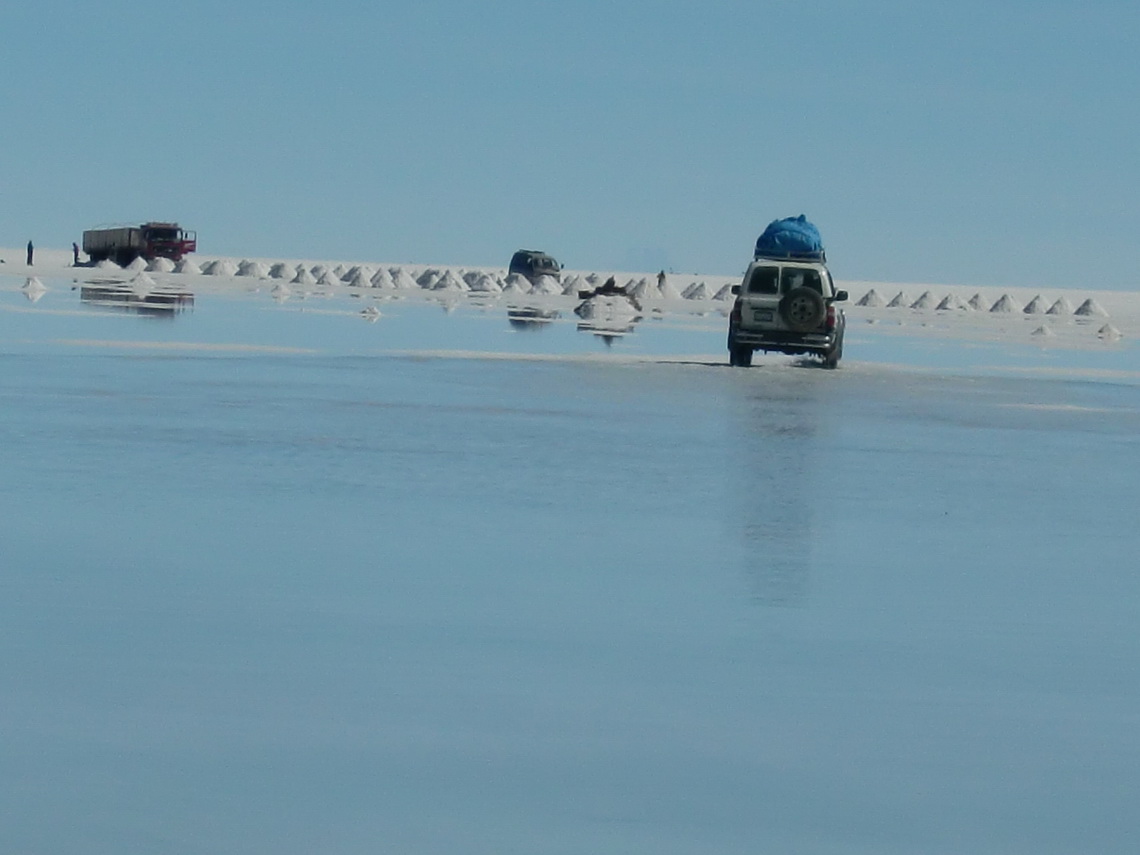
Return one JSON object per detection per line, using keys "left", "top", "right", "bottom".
{"left": 507, "top": 306, "right": 560, "bottom": 331}
{"left": 731, "top": 377, "right": 826, "bottom": 606}
{"left": 80, "top": 280, "right": 195, "bottom": 317}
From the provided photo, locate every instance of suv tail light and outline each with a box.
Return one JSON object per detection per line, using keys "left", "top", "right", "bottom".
{"left": 825, "top": 304, "right": 836, "bottom": 331}
{"left": 730, "top": 300, "right": 742, "bottom": 324}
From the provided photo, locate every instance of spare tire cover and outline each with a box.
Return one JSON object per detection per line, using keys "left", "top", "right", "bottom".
{"left": 779, "top": 287, "right": 826, "bottom": 332}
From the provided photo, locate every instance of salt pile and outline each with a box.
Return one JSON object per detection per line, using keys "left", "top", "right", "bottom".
{"left": 290, "top": 266, "right": 317, "bottom": 286}
{"left": 501, "top": 274, "right": 530, "bottom": 294}
{"left": 682, "top": 281, "right": 709, "bottom": 300}
{"left": 1098, "top": 323, "right": 1122, "bottom": 340}
{"left": 390, "top": 268, "right": 419, "bottom": 290}
{"left": 467, "top": 272, "right": 503, "bottom": 293}
{"left": 237, "top": 260, "right": 269, "bottom": 278}
{"left": 202, "top": 259, "right": 238, "bottom": 276}
{"left": 147, "top": 257, "right": 175, "bottom": 273}
{"left": 886, "top": 291, "right": 911, "bottom": 308}
{"left": 936, "top": 294, "right": 966, "bottom": 311}
{"left": 658, "top": 277, "right": 683, "bottom": 299}
{"left": 910, "top": 291, "right": 937, "bottom": 309}
{"left": 271, "top": 283, "right": 290, "bottom": 302}
{"left": 967, "top": 293, "right": 988, "bottom": 311}
{"left": 856, "top": 289, "right": 883, "bottom": 307}
{"left": 369, "top": 268, "right": 395, "bottom": 289}
{"left": 529, "top": 274, "right": 561, "bottom": 295}
{"left": 575, "top": 294, "right": 641, "bottom": 322}
{"left": 125, "top": 256, "right": 148, "bottom": 271}
{"left": 1030, "top": 324, "right": 1055, "bottom": 337}
{"left": 316, "top": 269, "right": 342, "bottom": 286}
{"left": 431, "top": 270, "right": 468, "bottom": 291}
{"left": 417, "top": 268, "right": 443, "bottom": 289}
{"left": 1023, "top": 295, "right": 1046, "bottom": 314}
{"left": 1074, "top": 298, "right": 1108, "bottom": 317}
{"left": 561, "top": 274, "right": 585, "bottom": 296}
{"left": 345, "top": 268, "right": 373, "bottom": 288}
{"left": 712, "top": 284, "right": 734, "bottom": 301}
{"left": 95, "top": 258, "right": 120, "bottom": 270}
{"left": 360, "top": 305, "right": 381, "bottom": 321}
{"left": 1046, "top": 297, "right": 1074, "bottom": 315}
{"left": 628, "top": 278, "right": 657, "bottom": 301}
{"left": 990, "top": 294, "right": 1017, "bottom": 312}
{"left": 173, "top": 258, "right": 199, "bottom": 274}
{"left": 268, "top": 262, "right": 291, "bottom": 279}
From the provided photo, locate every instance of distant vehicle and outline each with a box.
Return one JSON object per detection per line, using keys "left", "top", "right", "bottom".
{"left": 727, "top": 258, "right": 847, "bottom": 368}
{"left": 509, "top": 250, "right": 561, "bottom": 283}
{"left": 82, "top": 222, "right": 197, "bottom": 267}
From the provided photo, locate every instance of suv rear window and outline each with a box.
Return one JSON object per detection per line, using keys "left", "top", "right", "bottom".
{"left": 747, "top": 266, "right": 779, "bottom": 294}
{"left": 781, "top": 268, "right": 823, "bottom": 294}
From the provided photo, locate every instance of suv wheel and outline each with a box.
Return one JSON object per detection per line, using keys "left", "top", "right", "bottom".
{"left": 779, "top": 287, "right": 826, "bottom": 332}
{"left": 729, "top": 345, "right": 753, "bottom": 367}
{"left": 822, "top": 332, "right": 843, "bottom": 369}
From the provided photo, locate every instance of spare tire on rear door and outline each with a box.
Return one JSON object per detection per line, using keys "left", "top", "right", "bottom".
{"left": 779, "top": 287, "right": 825, "bottom": 332}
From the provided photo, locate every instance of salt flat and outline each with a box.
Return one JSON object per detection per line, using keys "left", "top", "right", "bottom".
{"left": 1, "top": 259, "right": 1138, "bottom": 854}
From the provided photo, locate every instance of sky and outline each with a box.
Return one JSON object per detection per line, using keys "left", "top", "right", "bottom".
{"left": 2, "top": 0, "right": 1138, "bottom": 289}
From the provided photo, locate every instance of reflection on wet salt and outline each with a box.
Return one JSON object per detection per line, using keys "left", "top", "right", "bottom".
{"left": 80, "top": 280, "right": 194, "bottom": 317}
{"left": 507, "top": 307, "right": 560, "bottom": 330}
{"left": 733, "top": 377, "right": 825, "bottom": 606}
{"left": 742, "top": 517, "right": 810, "bottom": 606}
{"left": 575, "top": 321, "right": 639, "bottom": 347}
{"left": 574, "top": 293, "right": 644, "bottom": 345}
{"left": 23, "top": 277, "right": 48, "bottom": 303}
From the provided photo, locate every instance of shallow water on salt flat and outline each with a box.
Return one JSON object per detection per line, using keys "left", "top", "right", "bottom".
{"left": 2, "top": 276, "right": 1139, "bottom": 854}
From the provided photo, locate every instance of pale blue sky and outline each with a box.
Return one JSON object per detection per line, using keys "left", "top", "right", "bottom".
{"left": 3, "top": 0, "right": 1138, "bottom": 288}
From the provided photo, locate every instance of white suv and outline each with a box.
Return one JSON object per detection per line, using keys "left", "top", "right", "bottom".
{"left": 727, "top": 259, "right": 848, "bottom": 368}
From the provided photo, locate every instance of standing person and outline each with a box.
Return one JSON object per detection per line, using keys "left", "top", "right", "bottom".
{"left": 72, "top": 242, "right": 80, "bottom": 265}
{"left": 26, "top": 240, "right": 34, "bottom": 266}
{"left": 657, "top": 269, "right": 666, "bottom": 292}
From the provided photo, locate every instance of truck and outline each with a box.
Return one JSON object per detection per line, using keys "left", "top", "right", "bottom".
{"left": 82, "top": 222, "right": 197, "bottom": 267}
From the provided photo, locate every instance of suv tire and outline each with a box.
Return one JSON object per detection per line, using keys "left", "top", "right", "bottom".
{"left": 727, "top": 328, "right": 752, "bottom": 366}
{"left": 822, "top": 329, "right": 844, "bottom": 369}
{"left": 779, "top": 287, "right": 826, "bottom": 332}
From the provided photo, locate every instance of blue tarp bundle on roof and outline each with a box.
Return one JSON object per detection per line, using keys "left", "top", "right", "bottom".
{"left": 754, "top": 215, "right": 825, "bottom": 261}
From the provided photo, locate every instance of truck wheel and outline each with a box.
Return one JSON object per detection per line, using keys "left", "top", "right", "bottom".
{"left": 780, "top": 287, "right": 826, "bottom": 332}
{"left": 729, "top": 345, "right": 753, "bottom": 367}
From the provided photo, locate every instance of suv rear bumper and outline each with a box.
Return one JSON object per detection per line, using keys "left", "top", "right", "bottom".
{"left": 730, "top": 327, "right": 838, "bottom": 356}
